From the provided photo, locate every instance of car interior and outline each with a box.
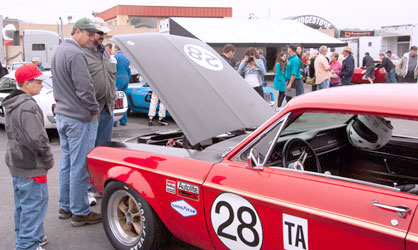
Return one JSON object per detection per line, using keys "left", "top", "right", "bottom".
{"left": 239, "top": 112, "right": 418, "bottom": 196}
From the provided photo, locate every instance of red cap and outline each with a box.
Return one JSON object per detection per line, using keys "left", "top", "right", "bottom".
{"left": 15, "top": 64, "right": 48, "bottom": 83}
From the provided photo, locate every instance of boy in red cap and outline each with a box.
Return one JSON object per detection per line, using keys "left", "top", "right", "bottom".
{"left": 1, "top": 64, "right": 54, "bottom": 250}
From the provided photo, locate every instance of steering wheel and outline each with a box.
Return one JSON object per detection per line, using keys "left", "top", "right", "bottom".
{"left": 282, "top": 138, "right": 321, "bottom": 172}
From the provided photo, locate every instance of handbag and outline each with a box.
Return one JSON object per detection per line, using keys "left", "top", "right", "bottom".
{"left": 306, "top": 76, "right": 315, "bottom": 85}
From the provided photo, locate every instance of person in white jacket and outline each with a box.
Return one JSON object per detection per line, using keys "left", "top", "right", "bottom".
{"left": 396, "top": 46, "right": 418, "bottom": 82}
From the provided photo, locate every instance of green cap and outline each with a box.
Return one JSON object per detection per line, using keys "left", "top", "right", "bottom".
{"left": 73, "top": 17, "right": 100, "bottom": 33}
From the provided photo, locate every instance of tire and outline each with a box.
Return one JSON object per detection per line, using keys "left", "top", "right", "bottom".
{"left": 102, "top": 181, "right": 167, "bottom": 250}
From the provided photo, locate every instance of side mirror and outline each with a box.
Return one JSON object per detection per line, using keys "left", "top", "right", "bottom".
{"left": 247, "top": 148, "right": 264, "bottom": 170}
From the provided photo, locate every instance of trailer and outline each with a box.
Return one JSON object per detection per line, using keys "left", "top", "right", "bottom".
{"left": 23, "top": 30, "right": 60, "bottom": 69}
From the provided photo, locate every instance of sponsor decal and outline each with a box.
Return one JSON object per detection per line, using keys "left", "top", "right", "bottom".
{"left": 210, "top": 193, "right": 263, "bottom": 250}
{"left": 283, "top": 213, "right": 308, "bottom": 250}
{"left": 177, "top": 181, "right": 199, "bottom": 201}
{"left": 166, "top": 180, "right": 176, "bottom": 194}
{"left": 171, "top": 200, "right": 197, "bottom": 217}
{"left": 184, "top": 44, "right": 224, "bottom": 71}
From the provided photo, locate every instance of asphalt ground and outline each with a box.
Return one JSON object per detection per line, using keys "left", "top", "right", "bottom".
{"left": 1, "top": 82, "right": 418, "bottom": 250}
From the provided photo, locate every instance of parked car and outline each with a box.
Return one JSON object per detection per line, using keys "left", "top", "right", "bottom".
{"left": 0, "top": 71, "right": 128, "bottom": 128}
{"left": 0, "top": 71, "right": 56, "bottom": 128}
{"left": 87, "top": 33, "right": 418, "bottom": 250}
{"left": 352, "top": 60, "right": 387, "bottom": 83}
{"left": 9, "top": 62, "right": 32, "bottom": 71}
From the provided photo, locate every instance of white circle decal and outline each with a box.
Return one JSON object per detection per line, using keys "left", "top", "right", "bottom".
{"left": 211, "top": 193, "right": 263, "bottom": 250}
{"left": 184, "top": 44, "right": 224, "bottom": 71}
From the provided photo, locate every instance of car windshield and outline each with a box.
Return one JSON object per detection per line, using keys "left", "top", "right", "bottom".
{"left": 282, "top": 112, "right": 353, "bottom": 135}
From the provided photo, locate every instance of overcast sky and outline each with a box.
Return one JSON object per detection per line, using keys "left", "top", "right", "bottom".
{"left": 1, "top": 0, "right": 417, "bottom": 30}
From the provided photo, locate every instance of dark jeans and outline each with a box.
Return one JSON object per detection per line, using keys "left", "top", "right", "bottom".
{"left": 285, "top": 79, "right": 302, "bottom": 103}
{"left": 385, "top": 68, "right": 397, "bottom": 83}
{"left": 341, "top": 77, "right": 352, "bottom": 85}
{"left": 276, "top": 91, "right": 286, "bottom": 108}
{"left": 400, "top": 71, "right": 417, "bottom": 83}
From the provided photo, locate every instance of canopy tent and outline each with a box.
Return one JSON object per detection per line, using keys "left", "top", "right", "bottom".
{"left": 163, "top": 18, "right": 346, "bottom": 47}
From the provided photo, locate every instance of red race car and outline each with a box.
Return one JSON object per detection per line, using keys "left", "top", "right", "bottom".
{"left": 351, "top": 60, "right": 387, "bottom": 83}
{"left": 88, "top": 33, "right": 418, "bottom": 250}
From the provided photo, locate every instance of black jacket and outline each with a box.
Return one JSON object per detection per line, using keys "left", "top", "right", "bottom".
{"left": 362, "top": 55, "right": 375, "bottom": 68}
{"left": 340, "top": 54, "right": 355, "bottom": 80}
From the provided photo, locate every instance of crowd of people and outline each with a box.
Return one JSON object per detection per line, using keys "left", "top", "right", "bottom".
{"left": 229, "top": 42, "right": 418, "bottom": 110}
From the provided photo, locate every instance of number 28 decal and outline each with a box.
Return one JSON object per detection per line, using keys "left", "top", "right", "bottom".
{"left": 211, "top": 193, "right": 263, "bottom": 250}
{"left": 184, "top": 44, "right": 224, "bottom": 71}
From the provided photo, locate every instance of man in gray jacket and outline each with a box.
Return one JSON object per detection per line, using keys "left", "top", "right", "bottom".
{"left": 51, "top": 17, "right": 101, "bottom": 226}
{"left": 83, "top": 19, "right": 116, "bottom": 147}
{"left": 2, "top": 64, "right": 53, "bottom": 250}
{"left": 396, "top": 46, "right": 418, "bottom": 82}
{"left": 83, "top": 18, "right": 116, "bottom": 204}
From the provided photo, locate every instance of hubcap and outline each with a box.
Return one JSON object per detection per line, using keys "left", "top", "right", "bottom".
{"left": 108, "top": 190, "right": 143, "bottom": 245}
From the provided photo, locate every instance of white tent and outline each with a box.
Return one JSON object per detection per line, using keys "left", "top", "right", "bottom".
{"left": 163, "top": 18, "right": 346, "bottom": 47}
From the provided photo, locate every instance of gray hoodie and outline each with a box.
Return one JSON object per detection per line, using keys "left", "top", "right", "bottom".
{"left": 2, "top": 89, "right": 54, "bottom": 177}
{"left": 51, "top": 39, "right": 99, "bottom": 121}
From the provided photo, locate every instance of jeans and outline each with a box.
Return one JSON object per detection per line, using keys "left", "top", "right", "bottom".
{"left": 386, "top": 68, "right": 397, "bottom": 83}
{"left": 285, "top": 79, "right": 302, "bottom": 102}
{"left": 299, "top": 79, "right": 305, "bottom": 95}
{"left": 13, "top": 176, "right": 48, "bottom": 250}
{"left": 56, "top": 113, "right": 98, "bottom": 216}
{"left": 115, "top": 77, "right": 129, "bottom": 125}
{"left": 341, "top": 77, "right": 352, "bottom": 85}
{"left": 96, "top": 107, "right": 114, "bottom": 147}
{"left": 330, "top": 82, "right": 340, "bottom": 87}
{"left": 318, "top": 79, "right": 330, "bottom": 89}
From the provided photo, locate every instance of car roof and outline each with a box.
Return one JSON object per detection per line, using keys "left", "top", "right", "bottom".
{"left": 286, "top": 84, "right": 418, "bottom": 120}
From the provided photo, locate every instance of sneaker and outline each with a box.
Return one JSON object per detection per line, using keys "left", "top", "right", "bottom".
{"left": 88, "top": 190, "right": 102, "bottom": 198}
{"left": 39, "top": 236, "right": 48, "bottom": 247}
{"left": 59, "top": 208, "right": 72, "bottom": 220}
{"left": 88, "top": 193, "right": 97, "bottom": 206}
{"left": 148, "top": 119, "right": 153, "bottom": 126}
{"left": 71, "top": 211, "right": 102, "bottom": 227}
{"left": 158, "top": 118, "right": 168, "bottom": 126}
{"left": 34, "top": 246, "right": 45, "bottom": 250}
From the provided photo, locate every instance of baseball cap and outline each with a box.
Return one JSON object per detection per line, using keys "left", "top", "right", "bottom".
{"left": 15, "top": 64, "right": 49, "bottom": 83}
{"left": 73, "top": 17, "right": 101, "bottom": 33}
{"left": 93, "top": 17, "right": 111, "bottom": 33}
{"left": 411, "top": 46, "right": 417, "bottom": 51}
{"left": 31, "top": 57, "right": 41, "bottom": 62}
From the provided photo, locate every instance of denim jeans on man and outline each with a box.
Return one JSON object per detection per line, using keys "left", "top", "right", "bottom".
{"left": 95, "top": 107, "right": 114, "bottom": 147}
{"left": 13, "top": 177, "right": 48, "bottom": 250}
{"left": 318, "top": 79, "right": 330, "bottom": 89}
{"left": 386, "top": 68, "right": 397, "bottom": 83}
{"left": 341, "top": 77, "right": 352, "bottom": 85}
{"left": 56, "top": 113, "right": 98, "bottom": 216}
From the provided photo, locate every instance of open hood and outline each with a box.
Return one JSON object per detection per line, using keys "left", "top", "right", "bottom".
{"left": 112, "top": 33, "right": 274, "bottom": 146}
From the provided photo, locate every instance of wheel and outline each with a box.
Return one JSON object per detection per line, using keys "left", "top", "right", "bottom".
{"left": 282, "top": 138, "right": 321, "bottom": 172}
{"left": 102, "top": 181, "right": 167, "bottom": 250}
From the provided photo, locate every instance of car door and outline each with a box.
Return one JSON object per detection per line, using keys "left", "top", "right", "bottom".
{"left": 203, "top": 114, "right": 418, "bottom": 250}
